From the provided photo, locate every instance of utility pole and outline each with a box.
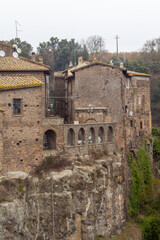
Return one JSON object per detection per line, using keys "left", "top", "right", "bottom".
{"left": 15, "top": 20, "right": 22, "bottom": 38}
{"left": 115, "top": 35, "right": 120, "bottom": 59}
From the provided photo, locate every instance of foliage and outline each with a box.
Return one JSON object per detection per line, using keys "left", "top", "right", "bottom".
{"left": 33, "top": 155, "right": 72, "bottom": 177}
{"left": 125, "top": 59, "right": 150, "bottom": 74}
{"left": 129, "top": 145, "right": 152, "bottom": 217}
{"left": 108, "top": 56, "right": 123, "bottom": 66}
{"left": 129, "top": 137, "right": 160, "bottom": 239}
{"left": 37, "top": 37, "right": 89, "bottom": 71}
{"left": 152, "top": 127, "right": 160, "bottom": 163}
{"left": 141, "top": 38, "right": 160, "bottom": 74}
{"left": 7, "top": 38, "right": 32, "bottom": 59}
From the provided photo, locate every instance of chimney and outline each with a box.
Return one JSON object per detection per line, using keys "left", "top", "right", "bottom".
{"left": 69, "top": 61, "right": 73, "bottom": 67}
{"left": 110, "top": 59, "right": 113, "bottom": 65}
{"left": 120, "top": 62, "right": 124, "bottom": 68}
{"left": 78, "top": 57, "right": 83, "bottom": 65}
{"left": 39, "top": 56, "right": 43, "bottom": 64}
{"left": 31, "top": 52, "right": 36, "bottom": 62}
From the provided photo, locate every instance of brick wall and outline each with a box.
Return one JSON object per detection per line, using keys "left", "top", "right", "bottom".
{"left": 67, "top": 65, "right": 126, "bottom": 124}
{"left": 0, "top": 83, "right": 44, "bottom": 172}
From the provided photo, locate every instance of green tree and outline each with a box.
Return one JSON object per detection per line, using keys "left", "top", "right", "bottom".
{"left": 125, "top": 58, "right": 150, "bottom": 74}
{"left": 7, "top": 38, "right": 32, "bottom": 59}
{"left": 38, "top": 37, "right": 89, "bottom": 71}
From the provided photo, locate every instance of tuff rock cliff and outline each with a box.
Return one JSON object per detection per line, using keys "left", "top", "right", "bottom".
{"left": 0, "top": 154, "right": 129, "bottom": 240}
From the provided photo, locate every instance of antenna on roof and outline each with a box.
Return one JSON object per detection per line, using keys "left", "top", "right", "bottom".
{"left": 0, "top": 50, "right": 5, "bottom": 57}
{"left": 13, "top": 44, "right": 18, "bottom": 49}
{"left": 17, "top": 48, "right": 21, "bottom": 54}
{"left": 13, "top": 52, "right": 19, "bottom": 58}
{"left": 15, "top": 20, "right": 22, "bottom": 38}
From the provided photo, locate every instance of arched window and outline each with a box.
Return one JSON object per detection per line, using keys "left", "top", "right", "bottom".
{"left": 108, "top": 126, "right": 113, "bottom": 142}
{"left": 78, "top": 128, "right": 85, "bottom": 145}
{"left": 67, "top": 128, "right": 75, "bottom": 146}
{"left": 88, "top": 127, "right": 95, "bottom": 144}
{"left": 98, "top": 127, "right": 105, "bottom": 143}
{"left": 43, "top": 130, "right": 56, "bottom": 150}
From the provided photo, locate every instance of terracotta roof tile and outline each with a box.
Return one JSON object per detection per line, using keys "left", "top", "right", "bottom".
{"left": 0, "top": 74, "right": 43, "bottom": 90}
{"left": 0, "top": 56, "right": 50, "bottom": 72}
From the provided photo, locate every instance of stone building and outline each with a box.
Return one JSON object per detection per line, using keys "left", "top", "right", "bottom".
{"left": 0, "top": 42, "right": 152, "bottom": 172}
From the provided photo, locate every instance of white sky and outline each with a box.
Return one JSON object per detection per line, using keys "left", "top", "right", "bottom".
{"left": 1, "top": 0, "right": 160, "bottom": 52}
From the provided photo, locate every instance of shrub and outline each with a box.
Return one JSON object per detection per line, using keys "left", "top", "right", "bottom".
{"left": 33, "top": 155, "right": 72, "bottom": 177}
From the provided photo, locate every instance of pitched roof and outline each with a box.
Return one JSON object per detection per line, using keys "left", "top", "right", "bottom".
{"left": 71, "top": 61, "right": 126, "bottom": 73}
{"left": 63, "top": 61, "right": 126, "bottom": 78}
{"left": 0, "top": 74, "right": 43, "bottom": 90}
{"left": 63, "top": 62, "right": 90, "bottom": 77}
{"left": 127, "top": 71, "right": 151, "bottom": 77}
{"left": 0, "top": 56, "right": 50, "bottom": 72}
{"left": 0, "top": 41, "right": 15, "bottom": 49}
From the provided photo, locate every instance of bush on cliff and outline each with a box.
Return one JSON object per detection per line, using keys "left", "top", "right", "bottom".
{"left": 129, "top": 130, "right": 160, "bottom": 240}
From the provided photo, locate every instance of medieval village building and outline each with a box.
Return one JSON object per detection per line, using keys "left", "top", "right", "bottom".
{"left": 0, "top": 42, "right": 152, "bottom": 172}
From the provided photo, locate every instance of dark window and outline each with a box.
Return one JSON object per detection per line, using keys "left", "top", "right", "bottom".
{"left": 13, "top": 99, "right": 21, "bottom": 115}
{"left": 140, "top": 121, "right": 143, "bottom": 129}
{"left": 98, "top": 127, "right": 105, "bottom": 143}
{"left": 125, "top": 106, "right": 128, "bottom": 113}
{"left": 88, "top": 127, "right": 95, "bottom": 144}
{"left": 78, "top": 128, "right": 85, "bottom": 145}
{"left": 130, "top": 120, "right": 133, "bottom": 127}
{"left": 43, "top": 130, "right": 56, "bottom": 150}
{"left": 108, "top": 126, "right": 113, "bottom": 142}
{"left": 67, "top": 128, "right": 75, "bottom": 146}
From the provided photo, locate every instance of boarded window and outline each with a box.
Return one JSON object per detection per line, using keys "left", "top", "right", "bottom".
{"left": 43, "top": 130, "right": 56, "bottom": 150}
{"left": 88, "top": 127, "right": 95, "bottom": 144}
{"left": 13, "top": 99, "right": 21, "bottom": 115}
{"left": 98, "top": 127, "right": 105, "bottom": 143}
{"left": 78, "top": 128, "right": 85, "bottom": 145}
{"left": 67, "top": 128, "right": 75, "bottom": 146}
{"left": 108, "top": 126, "right": 113, "bottom": 142}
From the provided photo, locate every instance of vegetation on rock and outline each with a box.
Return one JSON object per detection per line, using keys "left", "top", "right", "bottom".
{"left": 129, "top": 130, "right": 160, "bottom": 239}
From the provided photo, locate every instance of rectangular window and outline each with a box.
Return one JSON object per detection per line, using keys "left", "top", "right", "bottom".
{"left": 13, "top": 99, "right": 21, "bottom": 115}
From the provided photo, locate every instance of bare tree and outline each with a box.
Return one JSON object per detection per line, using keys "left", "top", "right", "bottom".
{"left": 86, "top": 35, "right": 105, "bottom": 55}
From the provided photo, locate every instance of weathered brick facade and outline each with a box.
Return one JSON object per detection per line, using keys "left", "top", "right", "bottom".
{"left": 0, "top": 42, "right": 152, "bottom": 173}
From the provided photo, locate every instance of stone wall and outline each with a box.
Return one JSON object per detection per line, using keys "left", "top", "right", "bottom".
{"left": 0, "top": 84, "right": 44, "bottom": 172}
{"left": 64, "top": 123, "right": 116, "bottom": 156}
{"left": 0, "top": 153, "right": 127, "bottom": 240}
{"left": 67, "top": 65, "right": 126, "bottom": 124}
{"left": 124, "top": 75, "right": 152, "bottom": 149}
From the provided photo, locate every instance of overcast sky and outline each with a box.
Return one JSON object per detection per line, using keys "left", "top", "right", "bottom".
{"left": 1, "top": 0, "right": 160, "bottom": 52}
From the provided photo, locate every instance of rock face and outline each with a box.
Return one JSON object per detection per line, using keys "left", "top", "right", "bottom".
{"left": 0, "top": 154, "right": 128, "bottom": 240}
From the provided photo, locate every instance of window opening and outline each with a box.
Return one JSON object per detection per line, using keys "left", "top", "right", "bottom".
{"left": 78, "top": 128, "right": 85, "bottom": 145}
{"left": 88, "top": 127, "right": 95, "bottom": 144}
{"left": 43, "top": 130, "right": 56, "bottom": 150}
{"left": 98, "top": 127, "right": 105, "bottom": 143}
{"left": 67, "top": 128, "right": 75, "bottom": 146}
{"left": 13, "top": 99, "right": 21, "bottom": 115}
{"left": 108, "top": 126, "right": 113, "bottom": 142}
